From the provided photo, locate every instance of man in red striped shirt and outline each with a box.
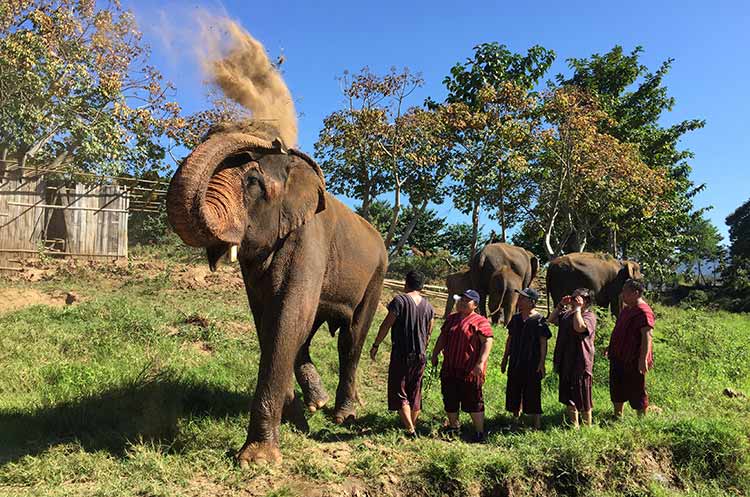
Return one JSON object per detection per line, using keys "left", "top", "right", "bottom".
{"left": 605, "top": 279, "right": 655, "bottom": 418}
{"left": 431, "top": 289, "right": 494, "bottom": 442}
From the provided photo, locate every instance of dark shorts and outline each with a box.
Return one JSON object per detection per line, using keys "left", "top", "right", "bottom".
{"left": 387, "top": 355, "right": 426, "bottom": 411}
{"left": 506, "top": 370, "right": 543, "bottom": 415}
{"left": 559, "top": 373, "right": 593, "bottom": 412}
{"left": 609, "top": 360, "right": 648, "bottom": 410}
{"left": 441, "top": 375, "right": 484, "bottom": 413}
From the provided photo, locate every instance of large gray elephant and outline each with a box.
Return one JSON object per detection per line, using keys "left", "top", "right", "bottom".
{"left": 166, "top": 121, "right": 387, "bottom": 465}
{"left": 470, "top": 243, "right": 539, "bottom": 325}
{"left": 546, "top": 252, "right": 642, "bottom": 317}
{"left": 443, "top": 270, "right": 472, "bottom": 318}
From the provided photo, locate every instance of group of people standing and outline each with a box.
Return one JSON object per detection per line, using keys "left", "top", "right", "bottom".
{"left": 371, "top": 271, "right": 655, "bottom": 441}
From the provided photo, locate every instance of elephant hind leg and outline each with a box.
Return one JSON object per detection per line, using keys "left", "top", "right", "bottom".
{"left": 333, "top": 274, "right": 383, "bottom": 424}
{"left": 295, "top": 319, "right": 330, "bottom": 412}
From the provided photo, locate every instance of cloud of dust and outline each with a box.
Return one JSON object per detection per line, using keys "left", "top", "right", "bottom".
{"left": 195, "top": 14, "right": 298, "bottom": 148}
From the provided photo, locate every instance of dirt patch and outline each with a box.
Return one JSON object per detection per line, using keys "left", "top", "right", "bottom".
{"left": 190, "top": 341, "right": 213, "bottom": 356}
{"left": 0, "top": 288, "right": 67, "bottom": 314}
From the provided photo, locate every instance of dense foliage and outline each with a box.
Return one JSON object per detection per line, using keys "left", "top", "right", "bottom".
{"left": 315, "top": 45, "right": 718, "bottom": 285}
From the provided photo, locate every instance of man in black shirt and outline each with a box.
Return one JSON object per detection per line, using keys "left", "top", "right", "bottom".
{"left": 500, "top": 287, "right": 551, "bottom": 430}
{"left": 371, "top": 270, "right": 435, "bottom": 437}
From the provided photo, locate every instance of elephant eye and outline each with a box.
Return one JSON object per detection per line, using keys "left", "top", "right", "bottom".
{"left": 246, "top": 176, "right": 261, "bottom": 188}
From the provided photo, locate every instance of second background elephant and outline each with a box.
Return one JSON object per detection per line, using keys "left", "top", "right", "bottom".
{"left": 470, "top": 243, "right": 539, "bottom": 325}
{"left": 546, "top": 252, "right": 642, "bottom": 317}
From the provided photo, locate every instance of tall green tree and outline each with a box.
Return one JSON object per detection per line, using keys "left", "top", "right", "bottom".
{"left": 442, "top": 222, "right": 488, "bottom": 263}
{"left": 679, "top": 213, "right": 724, "bottom": 284}
{"left": 0, "top": 0, "right": 184, "bottom": 177}
{"left": 317, "top": 67, "right": 456, "bottom": 251}
{"left": 557, "top": 46, "right": 706, "bottom": 277}
{"left": 530, "top": 85, "right": 671, "bottom": 259}
{"left": 722, "top": 198, "right": 750, "bottom": 310}
{"left": 726, "top": 198, "right": 750, "bottom": 260}
{"left": 441, "top": 43, "right": 554, "bottom": 257}
{"left": 314, "top": 68, "right": 393, "bottom": 222}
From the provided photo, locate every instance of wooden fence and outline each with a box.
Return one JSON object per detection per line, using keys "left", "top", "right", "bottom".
{"left": 382, "top": 273, "right": 550, "bottom": 314}
{"left": 0, "top": 175, "right": 129, "bottom": 270}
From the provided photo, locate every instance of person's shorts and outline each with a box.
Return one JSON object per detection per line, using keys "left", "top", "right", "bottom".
{"left": 559, "top": 373, "right": 593, "bottom": 412}
{"left": 505, "top": 369, "right": 543, "bottom": 415}
{"left": 609, "top": 360, "right": 648, "bottom": 410}
{"left": 441, "top": 375, "right": 484, "bottom": 413}
{"left": 387, "top": 355, "right": 426, "bottom": 411}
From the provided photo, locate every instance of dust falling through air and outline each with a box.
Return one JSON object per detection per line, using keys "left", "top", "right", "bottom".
{"left": 196, "top": 15, "right": 298, "bottom": 148}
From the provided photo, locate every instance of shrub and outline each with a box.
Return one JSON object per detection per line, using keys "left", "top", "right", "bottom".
{"left": 387, "top": 252, "right": 459, "bottom": 283}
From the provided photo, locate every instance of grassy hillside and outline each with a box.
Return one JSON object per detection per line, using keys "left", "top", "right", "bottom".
{"left": 0, "top": 259, "right": 749, "bottom": 497}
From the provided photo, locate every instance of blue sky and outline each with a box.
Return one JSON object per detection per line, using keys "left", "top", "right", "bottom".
{"left": 131, "top": 0, "right": 749, "bottom": 243}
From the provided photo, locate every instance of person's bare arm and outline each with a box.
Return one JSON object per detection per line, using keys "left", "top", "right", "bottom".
{"left": 431, "top": 329, "right": 447, "bottom": 366}
{"left": 548, "top": 305, "right": 562, "bottom": 325}
{"left": 370, "top": 311, "right": 396, "bottom": 360}
{"left": 571, "top": 308, "right": 588, "bottom": 333}
{"left": 500, "top": 335, "right": 511, "bottom": 373}
{"left": 638, "top": 326, "right": 653, "bottom": 374}
{"left": 472, "top": 334, "right": 494, "bottom": 377}
{"left": 537, "top": 336, "right": 548, "bottom": 376}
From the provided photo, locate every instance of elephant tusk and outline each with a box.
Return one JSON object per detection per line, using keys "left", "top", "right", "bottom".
{"left": 228, "top": 245, "right": 238, "bottom": 263}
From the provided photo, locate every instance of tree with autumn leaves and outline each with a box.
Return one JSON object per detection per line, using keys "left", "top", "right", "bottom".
{"left": 0, "top": 0, "right": 186, "bottom": 177}
{"left": 0, "top": 1, "right": 244, "bottom": 180}
{"left": 315, "top": 67, "right": 455, "bottom": 253}
{"left": 317, "top": 45, "right": 716, "bottom": 278}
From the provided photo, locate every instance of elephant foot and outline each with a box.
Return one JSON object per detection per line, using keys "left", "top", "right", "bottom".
{"left": 236, "top": 441, "right": 282, "bottom": 467}
{"left": 306, "top": 393, "right": 329, "bottom": 413}
{"left": 282, "top": 394, "right": 310, "bottom": 433}
{"left": 332, "top": 406, "right": 357, "bottom": 425}
{"left": 297, "top": 364, "right": 330, "bottom": 413}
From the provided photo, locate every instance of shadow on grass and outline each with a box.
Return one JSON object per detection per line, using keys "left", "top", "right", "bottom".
{"left": 0, "top": 372, "right": 252, "bottom": 465}
{"left": 309, "top": 411, "right": 402, "bottom": 443}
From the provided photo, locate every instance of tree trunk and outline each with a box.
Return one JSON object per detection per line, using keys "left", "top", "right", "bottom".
{"left": 498, "top": 162, "right": 506, "bottom": 242}
{"left": 469, "top": 200, "right": 480, "bottom": 262}
{"left": 577, "top": 232, "right": 587, "bottom": 252}
{"left": 544, "top": 209, "right": 558, "bottom": 258}
{"left": 383, "top": 183, "right": 401, "bottom": 249}
{"left": 0, "top": 148, "right": 7, "bottom": 177}
{"left": 360, "top": 189, "right": 372, "bottom": 222}
{"left": 390, "top": 199, "right": 428, "bottom": 256}
{"left": 608, "top": 228, "right": 618, "bottom": 257}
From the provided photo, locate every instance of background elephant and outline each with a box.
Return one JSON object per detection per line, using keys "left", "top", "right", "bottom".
{"left": 166, "top": 121, "right": 387, "bottom": 465}
{"left": 443, "top": 270, "right": 472, "bottom": 318}
{"left": 546, "top": 253, "right": 642, "bottom": 317}
{"left": 470, "top": 243, "right": 539, "bottom": 325}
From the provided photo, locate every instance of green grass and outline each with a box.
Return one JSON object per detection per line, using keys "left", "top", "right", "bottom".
{"left": 0, "top": 263, "right": 748, "bottom": 497}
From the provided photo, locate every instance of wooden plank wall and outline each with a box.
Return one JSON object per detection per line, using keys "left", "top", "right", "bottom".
{"left": 0, "top": 176, "right": 129, "bottom": 270}
{"left": 0, "top": 176, "right": 46, "bottom": 269}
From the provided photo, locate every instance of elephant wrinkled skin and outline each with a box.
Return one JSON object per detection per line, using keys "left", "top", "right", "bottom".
{"left": 546, "top": 252, "right": 642, "bottom": 317}
{"left": 166, "top": 122, "right": 387, "bottom": 465}
{"left": 470, "top": 243, "right": 539, "bottom": 325}
{"left": 443, "top": 270, "right": 472, "bottom": 318}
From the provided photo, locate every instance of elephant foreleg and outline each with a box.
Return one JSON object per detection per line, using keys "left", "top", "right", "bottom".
{"left": 295, "top": 320, "right": 330, "bottom": 412}
{"left": 444, "top": 294, "right": 455, "bottom": 318}
{"left": 237, "top": 291, "right": 321, "bottom": 466}
{"left": 503, "top": 289, "right": 518, "bottom": 326}
{"left": 333, "top": 276, "right": 381, "bottom": 424}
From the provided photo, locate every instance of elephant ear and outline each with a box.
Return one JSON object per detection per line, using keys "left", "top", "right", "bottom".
{"left": 279, "top": 150, "right": 326, "bottom": 239}
{"left": 529, "top": 253, "right": 539, "bottom": 282}
{"left": 625, "top": 260, "right": 641, "bottom": 280}
{"left": 618, "top": 260, "right": 637, "bottom": 281}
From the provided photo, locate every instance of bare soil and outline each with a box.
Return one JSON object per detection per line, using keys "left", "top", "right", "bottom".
{"left": 0, "top": 288, "right": 67, "bottom": 314}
